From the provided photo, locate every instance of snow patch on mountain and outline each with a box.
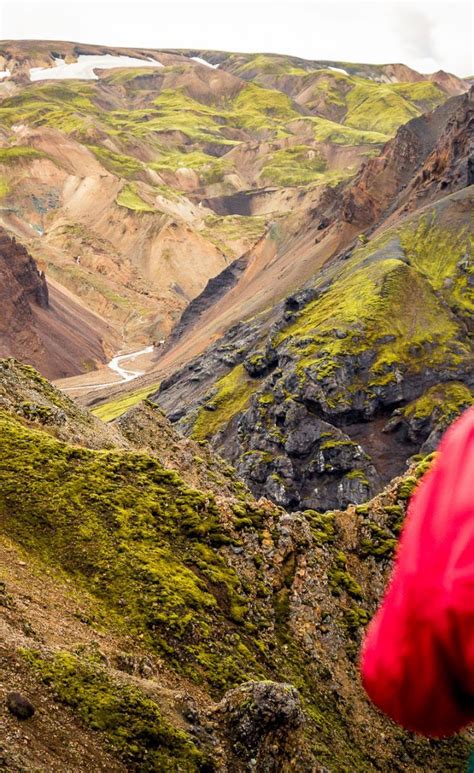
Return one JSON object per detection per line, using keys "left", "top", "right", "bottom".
{"left": 328, "top": 66, "right": 349, "bottom": 75}
{"left": 30, "top": 54, "right": 163, "bottom": 81}
{"left": 191, "top": 56, "right": 219, "bottom": 69}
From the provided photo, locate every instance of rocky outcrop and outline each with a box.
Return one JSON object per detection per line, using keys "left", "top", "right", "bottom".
{"left": 213, "top": 681, "right": 305, "bottom": 771}
{"left": 164, "top": 253, "right": 249, "bottom": 351}
{"left": 0, "top": 365, "right": 471, "bottom": 770}
{"left": 400, "top": 86, "right": 474, "bottom": 210}
{"left": 0, "top": 362, "right": 468, "bottom": 773}
{"left": 340, "top": 88, "right": 473, "bottom": 228}
{"left": 0, "top": 228, "right": 49, "bottom": 368}
{"left": 6, "top": 692, "right": 36, "bottom": 720}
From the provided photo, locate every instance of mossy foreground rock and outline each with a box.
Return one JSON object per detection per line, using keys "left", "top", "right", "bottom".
{"left": 0, "top": 361, "right": 471, "bottom": 770}
{"left": 213, "top": 681, "right": 304, "bottom": 769}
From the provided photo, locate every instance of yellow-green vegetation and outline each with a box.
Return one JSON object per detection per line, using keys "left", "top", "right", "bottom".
{"left": 274, "top": 210, "right": 471, "bottom": 391}
{"left": 201, "top": 213, "right": 267, "bottom": 254}
{"left": 192, "top": 364, "right": 261, "bottom": 441}
{"left": 295, "top": 116, "right": 388, "bottom": 145}
{"left": 231, "top": 83, "right": 299, "bottom": 134}
{"left": 328, "top": 551, "right": 363, "bottom": 598}
{"left": 186, "top": 205, "right": 472, "bottom": 445}
{"left": 87, "top": 145, "right": 144, "bottom": 178}
{"left": 359, "top": 520, "right": 398, "bottom": 560}
{"left": 391, "top": 81, "right": 447, "bottom": 106}
{"left": 277, "top": 257, "right": 458, "bottom": 381}
{"left": 0, "top": 146, "right": 46, "bottom": 163}
{"left": 277, "top": 67, "right": 445, "bottom": 136}
{"left": 0, "top": 410, "right": 260, "bottom": 688}
{"left": 393, "top": 453, "right": 436, "bottom": 503}
{"left": 260, "top": 145, "right": 326, "bottom": 186}
{"left": 0, "top": 82, "right": 97, "bottom": 136}
{"left": 345, "top": 80, "right": 444, "bottom": 135}
{"left": 115, "top": 183, "right": 155, "bottom": 212}
{"left": 303, "top": 510, "right": 336, "bottom": 544}
{"left": 236, "top": 54, "right": 309, "bottom": 76}
{"left": 396, "top": 475, "right": 419, "bottom": 501}
{"left": 401, "top": 382, "right": 473, "bottom": 423}
{"left": 131, "top": 80, "right": 227, "bottom": 140}
{"left": 299, "top": 68, "right": 349, "bottom": 110}
{"left": 0, "top": 177, "right": 9, "bottom": 198}
{"left": 358, "top": 455, "right": 436, "bottom": 561}
{"left": 149, "top": 148, "right": 232, "bottom": 185}
{"left": 92, "top": 385, "right": 160, "bottom": 422}
{"left": 101, "top": 67, "right": 164, "bottom": 85}
{"left": 23, "top": 650, "right": 204, "bottom": 771}
{"left": 399, "top": 216, "right": 473, "bottom": 318}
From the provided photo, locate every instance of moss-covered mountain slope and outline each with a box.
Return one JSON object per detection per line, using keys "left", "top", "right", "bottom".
{"left": 142, "top": 88, "right": 473, "bottom": 513}
{"left": 153, "top": 182, "right": 473, "bottom": 511}
{"left": 0, "top": 360, "right": 472, "bottom": 770}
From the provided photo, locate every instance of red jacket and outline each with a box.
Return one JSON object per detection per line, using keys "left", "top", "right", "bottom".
{"left": 361, "top": 406, "right": 474, "bottom": 737}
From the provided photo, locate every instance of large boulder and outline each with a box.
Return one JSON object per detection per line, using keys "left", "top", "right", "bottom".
{"left": 213, "top": 680, "right": 304, "bottom": 771}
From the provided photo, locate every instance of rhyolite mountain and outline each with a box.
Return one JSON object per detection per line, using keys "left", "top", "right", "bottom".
{"left": 0, "top": 40, "right": 469, "bottom": 366}
{"left": 0, "top": 39, "right": 473, "bottom": 771}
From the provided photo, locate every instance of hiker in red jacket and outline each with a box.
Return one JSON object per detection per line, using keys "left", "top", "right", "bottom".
{"left": 361, "top": 406, "right": 474, "bottom": 738}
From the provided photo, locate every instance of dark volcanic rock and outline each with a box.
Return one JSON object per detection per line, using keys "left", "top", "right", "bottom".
{"left": 214, "top": 680, "right": 304, "bottom": 768}
{"left": 153, "top": 93, "right": 474, "bottom": 514}
{"left": 6, "top": 692, "right": 36, "bottom": 720}
{"left": 164, "top": 253, "right": 250, "bottom": 351}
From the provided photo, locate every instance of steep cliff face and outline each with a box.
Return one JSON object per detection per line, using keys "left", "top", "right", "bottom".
{"left": 0, "top": 359, "right": 471, "bottom": 771}
{"left": 0, "top": 228, "right": 117, "bottom": 378}
{"left": 0, "top": 228, "right": 49, "bottom": 366}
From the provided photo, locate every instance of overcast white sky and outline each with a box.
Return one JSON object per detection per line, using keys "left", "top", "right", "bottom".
{"left": 1, "top": 0, "right": 472, "bottom": 76}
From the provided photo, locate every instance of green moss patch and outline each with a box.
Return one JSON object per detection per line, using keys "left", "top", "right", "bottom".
{"left": 231, "top": 83, "right": 299, "bottom": 133}
{"left": 297, "top": 116, "right": 389, "bottom": 145}
{"left": 149, "top": 148, "right": 232, "bottom": 185}
{"left": 274, "top": 217, "right": 470, "bottom": 394}
{"left": 345, "top": 80, "right": 444, "bottom": 135}
{"left": 116, "top": 183, "right": 155, "bottom": 212}
{"left": 399, "top": 216, "right": 474, "bottom": 319}
{"left": 0, "top": 411, "right": 256, "bottom": 687}
{"left": 260, "top": 145, "right": 327, "bottom": 187}
{"left": 401, "top": 382, "right": 473, "bottom": 423}
{"left": 191, "top": 364, "right": 261, "bottom": 441}
{"left": 87, "top": 145, "right": 144, "bottom": 178}
{"left": 92, "top": 385, "right": 161, "bottom": 422}
{"left": 0, "top": 177, "right": 10, "bottom": 198}
{"left": 0, "top": 146, "right": 46, "bottom": 163}
{"left": 0, "top": 82, "right": 97, "bottom": 136}
{"left": 23, "top": 650, "right": 204, "bottom": 771}
{"left": 201, "top": 214, "right": 267, "bottom": 254}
